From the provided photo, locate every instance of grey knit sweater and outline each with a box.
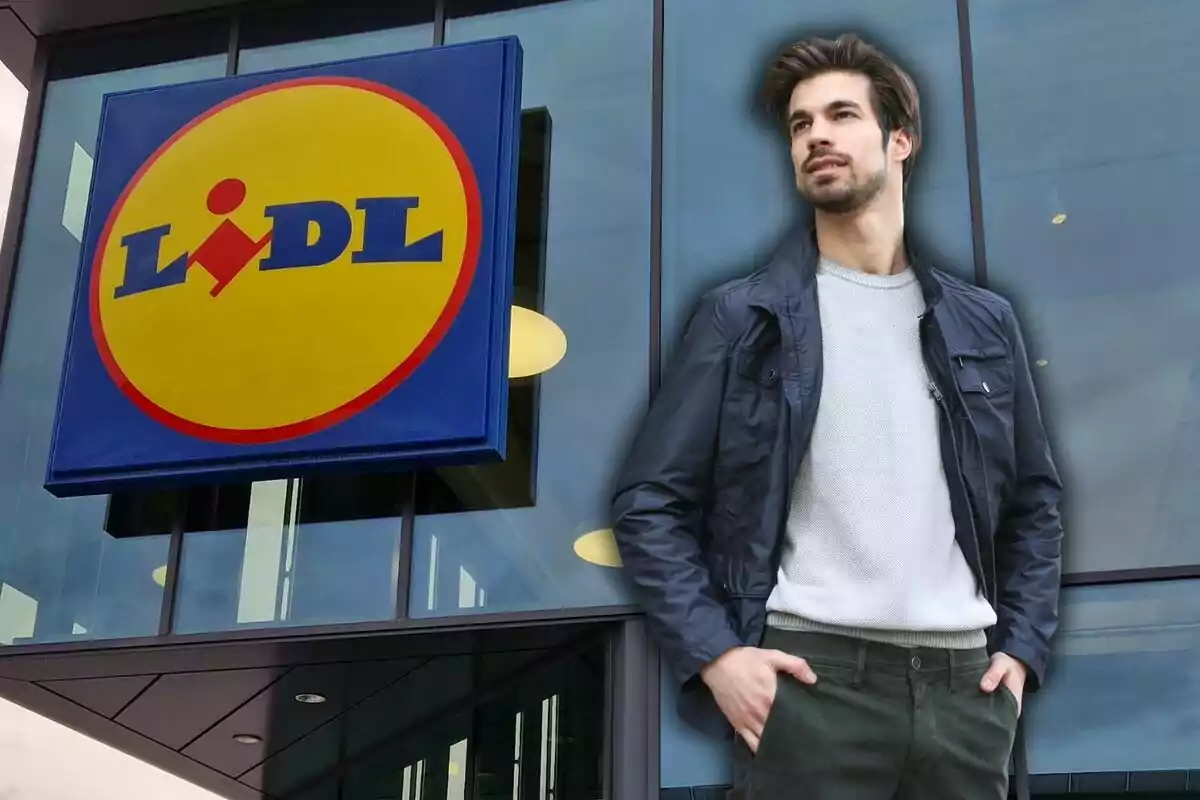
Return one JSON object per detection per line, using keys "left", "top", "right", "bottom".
{"left": 765, "top": 257, "right": 996, "bottom": 649}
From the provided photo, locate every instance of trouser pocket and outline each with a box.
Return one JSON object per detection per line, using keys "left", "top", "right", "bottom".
{"left": 894, "top": 670, "right": 1019, "bottom": 800}
{"left": 732, "top": 667, "right": 908, "bottom": 800}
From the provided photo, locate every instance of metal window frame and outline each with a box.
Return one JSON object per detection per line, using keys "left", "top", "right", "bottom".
{"left": 953, "top": 4, "right": 1033, "bottom": 796}
{"left": 0, "top": 38, "right": 46, "bottom": 360}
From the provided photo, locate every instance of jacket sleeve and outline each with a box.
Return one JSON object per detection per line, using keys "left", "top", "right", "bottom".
{"left": 993, "top": 304, "right": 1064, "bottom": 691}
{"left": 611, "top": 290, "right": 743, "bottom": 688}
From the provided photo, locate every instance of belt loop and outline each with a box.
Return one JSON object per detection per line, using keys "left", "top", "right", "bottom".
{"left": 853, "top": 642, "right": 867, "bottom": 688}
{"left": 947, "top": 649, "right": 956, "bottom": 691}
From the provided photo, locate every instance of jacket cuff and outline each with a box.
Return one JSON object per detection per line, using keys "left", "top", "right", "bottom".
{"left": 673, "top": 625, "right": 745, "bottom": 689}
{"left": 995, "top": 635, "right": 1049, "bottom": 693}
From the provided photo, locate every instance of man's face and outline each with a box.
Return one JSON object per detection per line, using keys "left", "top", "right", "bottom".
{"left": 786, "top": 70, "right": 909, "bottom": 214}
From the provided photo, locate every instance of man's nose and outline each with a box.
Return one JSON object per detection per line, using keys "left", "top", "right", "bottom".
{"left": 806, "top": 126, "right": 834, "bottom": 150}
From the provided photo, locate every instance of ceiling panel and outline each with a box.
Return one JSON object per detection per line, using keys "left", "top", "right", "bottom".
{"left": 182, "top": 658, "right": 421, "bottom": 777}
{"left": 250, "top": 656, "right": 470, "bottom": 797}
{"left": 38, "top": 674, "right": 156, "bottom": 718}
{"left": 115, "top": 667, "right": 285, "bottom": 750}
{"left": 236, "top": 723, "right": 339, "bottom": 793}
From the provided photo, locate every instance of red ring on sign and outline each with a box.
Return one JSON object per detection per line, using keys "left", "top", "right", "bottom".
{"left": 89, "top": 77, "right": 483, "bottom": 444}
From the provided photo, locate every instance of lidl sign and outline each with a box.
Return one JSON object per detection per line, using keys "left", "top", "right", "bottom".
{"left": 45, "top": 39, "right": 522, "bottom": 497}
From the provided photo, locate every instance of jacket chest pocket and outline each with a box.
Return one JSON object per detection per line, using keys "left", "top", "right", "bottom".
{"left": 717, "top": 347, "right": 782, "bottom": 475}
{"left": 734, "top": 347, "right": 781, "bottom": 388}
{"left": 950, "top": 345, "right": 1015, "bottom": 478}
{"left": 950, "top": 346, "right": 1013, "bottom": 402}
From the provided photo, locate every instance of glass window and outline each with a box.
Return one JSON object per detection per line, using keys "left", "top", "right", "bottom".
{"left": 408, "top": 0, "right": 652, "bottom": 617}
{"left": 342, "top": 642, "right": 607, "bottom": 800}
{"left": 172, "top": 476, "right": 404, "bottom": 634}
{"left": 0, "top": 56, "right": 228, "bottom": 647}
{"left": 968, "top": 0, "right": 1200, "bottom": 573}
{"left": 1024, "top": 580, "right": 1200, "bottom": 775}
{"left": 661, "top": 0, "right": 975, "bottom": 356}
{"left": 659, "top": 661, "right": 732, "bottom": 789}
{"left": 236, "top": 0, "right": 435, "bottom": 74}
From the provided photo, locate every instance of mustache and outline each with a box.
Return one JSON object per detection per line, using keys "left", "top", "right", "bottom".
{"left": 803, "top": 149, "right": 851, "bottom": 172}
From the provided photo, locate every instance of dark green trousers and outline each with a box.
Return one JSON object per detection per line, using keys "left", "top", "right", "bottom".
{"left": 730, "top": 628, "right": 1020, "bottom": 799}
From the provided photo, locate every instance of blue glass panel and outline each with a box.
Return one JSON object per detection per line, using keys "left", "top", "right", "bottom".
{"left": 237, "top": 20, "right": 433, "bottom": 74}
{"left": 409, "top": 0, "right": 652, "bottom": 617}
{"left": 1026, "top": 580, "right": 1200, "bottom": 774}
{"left": 0, "top": 57, "right": 226, "bottom": 646}
{"left": 173, "top": 479, "right": 399, "bottom": 635}
{"left": 969, "top": 0, "right": 1200, "bottom": 572}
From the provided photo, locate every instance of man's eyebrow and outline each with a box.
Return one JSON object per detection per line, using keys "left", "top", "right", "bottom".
{"left": 787, "top": 109, "right": 810, "bottom": 126}
{"left": 827, "top": 99, "right": 864, "bottom": 113}
{"left": 788, "top": 99, "right": 865, "bottom": 125}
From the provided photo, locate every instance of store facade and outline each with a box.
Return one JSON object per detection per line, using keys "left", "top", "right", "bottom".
{"left": 0, "top": 0, "right": 1197, "bottom": 798}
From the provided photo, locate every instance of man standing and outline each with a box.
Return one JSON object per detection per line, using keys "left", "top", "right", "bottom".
{"left": 611, "top": 33, "right": 1063, "bottom": 798}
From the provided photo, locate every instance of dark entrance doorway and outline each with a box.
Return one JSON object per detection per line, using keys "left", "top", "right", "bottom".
{"left": 272, "top": 629, "right": 608, "bottom": 800}
{"left": 0, "top": 615, "right": 656, "bottom": 800}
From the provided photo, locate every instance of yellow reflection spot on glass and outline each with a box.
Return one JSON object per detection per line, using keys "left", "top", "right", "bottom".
{"left": 1051, "top": 213, "right": 1067, "bottom": 225}
{"left": 573, "top": 529, "right": 622, "bottom": 568}
{"left": 509, "top": 306, "right": 566, "bottom": 379}
{"left": 152, "top": 565, "right": 167, "bottom": 587}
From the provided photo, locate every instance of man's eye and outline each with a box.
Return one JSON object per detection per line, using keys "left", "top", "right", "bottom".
{"left": 791, "top": 120, "right": 810, "bottom": 134}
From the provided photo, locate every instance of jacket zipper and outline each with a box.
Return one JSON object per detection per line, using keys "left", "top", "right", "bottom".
{"left": 928, "top": 377, "right": 990, "bottom": 598}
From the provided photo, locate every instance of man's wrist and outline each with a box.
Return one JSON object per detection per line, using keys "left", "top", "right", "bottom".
{"left": 700, "top": 646, "right": 741, "bottom": 686}
{"left": 1002, "top": 652, "right": 1030, "bottom": 682}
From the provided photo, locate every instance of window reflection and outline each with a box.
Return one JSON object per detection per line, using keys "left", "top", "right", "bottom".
{"left": 1025, "top": 580, "right": 1200, "bottom": 775}
{"left": 173, "top": 477, "right": 402, "bottom": 634}
{"left": 0, "top": 57, "right": 226, "bottom": 647}
{"left": 335, "top": 638, "right": 606, "bottom": 800}
{"left": 237, "top": 0, "right": 435, "bottom": 62}
{"left": 409, "top": 0, "right": 651, "bottom": 619}
{"left": 968, "top": 0, "right": 1200, "bottom": 573}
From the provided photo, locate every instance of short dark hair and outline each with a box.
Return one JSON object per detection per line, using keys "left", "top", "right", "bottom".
{"left": 761, "top": 33, "right": 922, "bottom": 185}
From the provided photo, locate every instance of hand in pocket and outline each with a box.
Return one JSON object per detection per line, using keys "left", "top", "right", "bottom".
{"left": 701, "top": 646, "right": 818, "bottom": 752}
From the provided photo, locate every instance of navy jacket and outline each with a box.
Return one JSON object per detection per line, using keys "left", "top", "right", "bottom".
{"left": 611, "top": 225, "right": 1063, "bottom": 732}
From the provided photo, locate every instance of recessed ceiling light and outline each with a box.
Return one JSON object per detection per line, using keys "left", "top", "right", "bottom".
{"left": 295, "top": 693, "right": 327, "bottom": 704}
{"left": 1036, "top": 359, "right": 1049, "bottom": 367}
{"left": 232, "top": 733, "right": 262, "bottom": 745}
{"left": 1051, "top": 213, "right": 1067, "bottom": 225}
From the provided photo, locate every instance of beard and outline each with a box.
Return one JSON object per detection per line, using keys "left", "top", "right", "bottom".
{"left": 797, "top": 164, "right": 887, "bottom": 214}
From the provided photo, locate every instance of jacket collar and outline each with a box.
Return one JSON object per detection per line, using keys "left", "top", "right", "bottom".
{"left": 753, "top": 221, "right": 945, "bottom": 315}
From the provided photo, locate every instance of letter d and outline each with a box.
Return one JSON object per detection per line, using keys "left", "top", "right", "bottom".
{"left": 260, "top": 201, "right": 352, "bottom": 270}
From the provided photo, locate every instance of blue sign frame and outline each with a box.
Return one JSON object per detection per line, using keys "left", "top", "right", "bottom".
{"left": 45, "top": 38, "right": 523, "bottom": 497}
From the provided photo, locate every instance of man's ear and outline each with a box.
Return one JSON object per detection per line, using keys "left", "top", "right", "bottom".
{"left": 890, "top": 128, "right": 913, "bottom": 165}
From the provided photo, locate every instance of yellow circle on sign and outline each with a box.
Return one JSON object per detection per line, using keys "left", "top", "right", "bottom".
{"left": 91, "top": 78, "right": 481, "bottom": 443}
